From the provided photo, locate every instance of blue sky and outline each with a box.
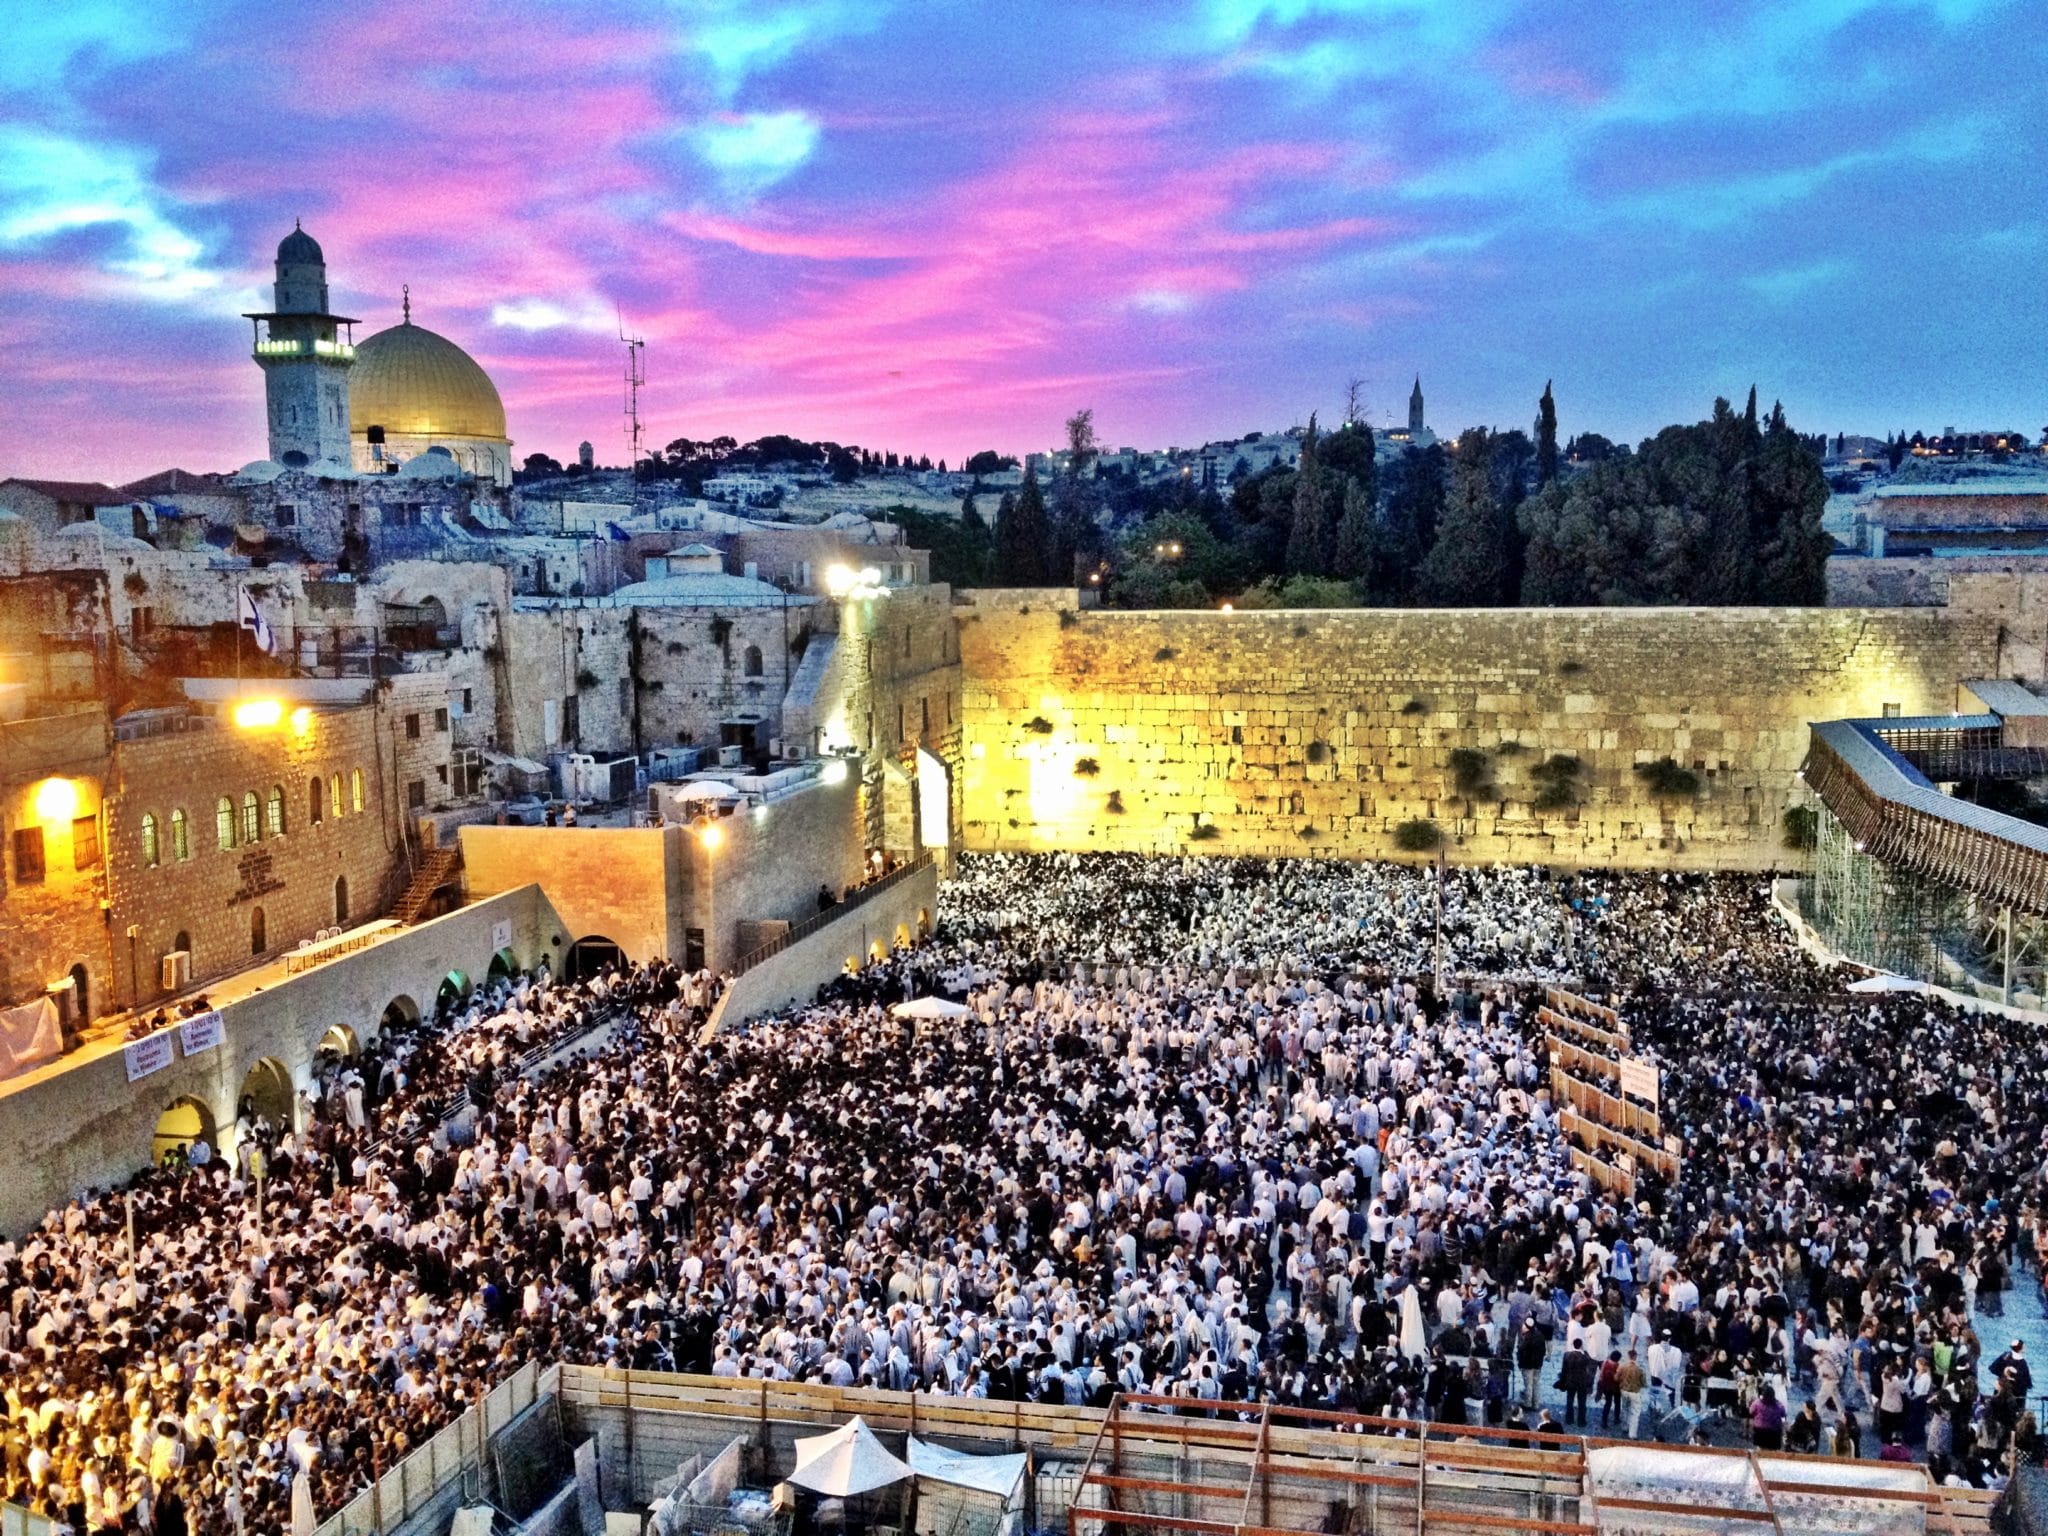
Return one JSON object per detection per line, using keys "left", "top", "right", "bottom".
{"left": 0, "top": 0, "right": 2042, "bottom": 479}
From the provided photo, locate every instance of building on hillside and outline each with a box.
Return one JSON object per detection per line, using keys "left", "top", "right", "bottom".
{"left": 1828, "top": 482, "right": 2048, "bottom": 606}
{"left": 0, "top": 480, "right": 129, "bottom": 537}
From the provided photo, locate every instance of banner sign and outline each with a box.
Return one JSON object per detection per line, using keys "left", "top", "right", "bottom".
{"left": 123, "top": 1031, "right": 175, "bottom": 1081}
{"left": 1618, "top": 1055, "right": 1660, "bottom": 1108}
{"left": 492, "top": 919, "right": 513, "bottom": 951}
{"left": 178, "top": 1011, "right": 224, "bottom": 1056}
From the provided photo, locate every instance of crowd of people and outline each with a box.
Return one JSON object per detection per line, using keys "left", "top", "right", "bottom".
{"left": 2, "top": 851, "right": 2043, "bottom": 1536}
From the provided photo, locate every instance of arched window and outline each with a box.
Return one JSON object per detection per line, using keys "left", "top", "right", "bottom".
{"left": 330, "top": 774, "right": 343, "bottom": 820}
{"left": 334, "top": 875, "right": 349, "bottom": 926}
{"left": 169, "top": 808, "right": 189, "bottom": 862}
{"left": 309, "top": 777, "right": 324, "bottom": 825}
{"left": 141, "top": 812, "right": 159, "bottom": 869}
{"left": 266, "top": 785, "right": 285, "bottom": 838}
{"left": 250, "top": 905, "right": 267, "bottom": 955}
{"left": 743, "top": 644, "right": 764, "bottom": 677}
{"left": 241, "top": 791, "right": 260, "bottom": 844}
{"left": 351, "top": 768, "right": 365, "bottom": 813}
{"left": 173, "top": 928, "right": 191, "bottom": 955}
{"left": 216, "top": 796, "right": 236, "bottom": 850}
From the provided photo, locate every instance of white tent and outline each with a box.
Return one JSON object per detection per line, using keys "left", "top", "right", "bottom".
{"left": 1398, "top": 1286, "right": 1427, "bottom": 1359}
{"left": 907, "top": 1439, "right": 1027, "bottom": 1501}
{"left": 890, "top": 997, "right": 973, "bottom": 1020}
{"left": 789, "top": 1417, "right": 913, "bottom": 1498}
{"left": 1847, "top": 973, "right": 1923, "bottom": 994}
{"left": 290, "top": 1470, "right": 316, "bottom": 1536}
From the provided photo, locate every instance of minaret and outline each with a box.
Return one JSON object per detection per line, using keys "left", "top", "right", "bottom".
{"left": 243, "top": 223, "right": 356, "bottom": 468}
{"left": 1409, "top": 376, "right": 1425, "bottom": 435}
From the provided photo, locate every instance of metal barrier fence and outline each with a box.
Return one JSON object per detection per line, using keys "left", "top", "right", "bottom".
{"left": 311, "top": 1360, "right": 548, "bottom": 1536}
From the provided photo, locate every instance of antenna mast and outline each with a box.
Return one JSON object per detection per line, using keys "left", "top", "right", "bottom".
{"left": 619, "top": 314, "right": 646, "bottom": 470}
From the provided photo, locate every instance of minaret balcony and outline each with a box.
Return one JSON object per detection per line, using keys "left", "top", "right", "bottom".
{"left": 254, "top": 338, "right": 355, "bottom": 360}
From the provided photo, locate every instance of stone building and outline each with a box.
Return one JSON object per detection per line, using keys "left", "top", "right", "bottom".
{"left": 243, "top": 225, "right": 357, "bottom": 471}
{"left": 103, "top": 698, "right": 408, "bottom": 1013}
{"left": 1, "top": 705, "right": 114, "bottom": 1036}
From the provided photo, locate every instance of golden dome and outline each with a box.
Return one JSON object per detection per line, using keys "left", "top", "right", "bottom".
{"left": 349, "top": 320, "right": 507, "bottom": 441}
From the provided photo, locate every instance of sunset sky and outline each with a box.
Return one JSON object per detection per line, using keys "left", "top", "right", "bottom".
{"left": 3, "top": 0, "right": 2043, "bottom": 482}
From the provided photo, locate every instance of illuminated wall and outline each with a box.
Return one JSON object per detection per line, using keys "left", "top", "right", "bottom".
{"left": 956, "top": 592, "right": 1999, "bottom": 870}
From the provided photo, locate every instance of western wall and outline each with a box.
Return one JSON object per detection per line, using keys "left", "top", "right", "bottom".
{"left": 956, "top": 588, "right": 2006, "bottom": 869}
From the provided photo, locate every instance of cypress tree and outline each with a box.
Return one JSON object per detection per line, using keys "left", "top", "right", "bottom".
{"left": 1417, "top": 428, "right": 1507, "bottom": 605}
{"left": 1536, "top": 381, "right": 1559, "bottom": 488}
{"left": 1286, "top": 416, "right": 1335, "bottom": 577}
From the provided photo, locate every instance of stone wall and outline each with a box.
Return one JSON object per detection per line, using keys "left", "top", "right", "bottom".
{"left": 708, "top": 859, "right": 938, "bottom": 1029}
{"left": 0, "top": 886, "right": 553, "bottom": 1238}
{"left": 956, "top": 592, "right": 1999, "bottom": 870}
{"left": 1, "top": 709, "right": 113, "bottom": 1021}
{"left": 462, "top": 825, "right": 682, "bottom": 963}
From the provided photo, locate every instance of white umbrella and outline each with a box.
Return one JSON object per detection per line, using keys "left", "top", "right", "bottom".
{"left": 889, "top": 996, "right": 973, "bottom": 1020}
{"left": 907, "top": 1438, "right": 1027, "bottom": 1501}
{"left": 289, "top": 1470, "right": 316, "bottom": 1536}
{"left": 788, "top": 1417, "right": 913, "bottom": 1499}
{"left": 1399, "top": 1286, "right": 1427, "bottom": 1360}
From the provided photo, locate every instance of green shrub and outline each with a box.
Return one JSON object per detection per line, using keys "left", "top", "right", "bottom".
{"left": 1074, "top": 757, "right": 1100, "bottom": 777}
{"left": 1494, "top": 740, "right": 1526, "bottom": 757}
{"left": 1635, "top": 757, "right": 1702, "bottom": 797}
{"left": 1782, "top": 804, "right": 1818, "bottom": 851}
{"left": 1559, "top": 659, "right": 1584, "bottom": 675}
{"left": 1023, "top": 716, "right": 1054, "bottom": 735}
{"left": 1297, "top": 824, "right": 1319, "bottom": 841}
{"left": 1188, "top": 822, "right": 1221, "bottom": 841}
{"left": 1154, "top": 646, "right": 1178, "bottom": 661}
{"left": 1393, "top": 819, "right": 1442, "bottom": 852}
{"left": 1400, "top": 698, "right": 1428, "bottom": 716}
{"left": 1447, "top": 747, "right": 1493, "bottom": 797}
{"left": 1305, "top": 741, "right": 1327, "bottom": 765}
{"left": 1058, "top": 609, "right": 1078, "bottom": 629}
{"left": 1105, "top": 790, "right": 1125, "bottom": 814}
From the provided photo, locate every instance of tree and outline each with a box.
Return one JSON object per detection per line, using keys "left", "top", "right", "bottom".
{"left": 964, "top": 449, "right": 1015, "bottom": 475}
{"left": 995, "top": 470, "right": 1050, "bottom": 584}
{"left": 1344, "top": 377, "right": 1367, "bottom": 426}
{"left": 1065, "top": 408, "right": 1099, "bottom": 477}
{"left": 1417, "top": 428, "right": 1509, "bottom": 605}
{"left": 1750, "top": 403, "right": 1833, "bottom": 603}
{"left": 1286, "top": 415, "right": 1336, "bottom": 577}
{"left": 1536, "top": 381, "right": 1559, "bottom": 488}
{"left": 960, "top": 488, "right": 983, "bottom": 528}
{"left": 1333, "top": 478, "right": 1374, "bottom": 582}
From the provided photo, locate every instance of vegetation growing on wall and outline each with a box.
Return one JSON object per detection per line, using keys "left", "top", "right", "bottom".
{"left": 1782, "top": 805, "right": 1819, "bottom": 850}
{"left": 1531, "top": 753, "right": 1586, "bottom": 812}
{"left": 1635, "top": 756, "right": 1703, "bottom": 797}
{"left": 1393, "top": 818, "right": 1442, "bottom": 852}
{"left": 1073, "top": 757, "right": 1100, "bottom": 777}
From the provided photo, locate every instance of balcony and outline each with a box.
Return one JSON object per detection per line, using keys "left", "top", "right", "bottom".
{"left": 253, "top": 338, "right": 355, "bottom": 360}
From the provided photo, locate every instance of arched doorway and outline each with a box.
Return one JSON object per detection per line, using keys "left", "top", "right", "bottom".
{"left": 486, "top": 947, "right": 516, "bottom": 985}
{"left": 152, "top": 1097, "right": 217, "bottom": 1166}
{"left": 894, "top": 922, "right": 912, "bottom": 950}
{"left": 318, "top": 1023, "right": 358, "bottom": 1060}
{"left": 236, "top": 1057, "right": 294, "bottom": 1135}
{"left": 68, "top": 962, "right": 90, "bottom": 1026}
{"left": 565, "top": 936, "right": 623, "bottom": 981}
{"left": 436, "top": 971, "right": 471, "bottom": 1011}
{"left": 250, "top": 905, "right": 267, "bottom": 955}
{"left": 380, "top": 995, "right": 420, "bottom": 1035}
{"left": 333, "top": 875, "right": 350, "bottom": 926}
{"left": 916, "top": 907, "right": 931, "bottom": 938}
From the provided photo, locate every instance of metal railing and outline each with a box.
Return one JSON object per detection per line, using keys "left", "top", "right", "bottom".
{"left": 730, "top": 853, "right": 933, "bottom": 976}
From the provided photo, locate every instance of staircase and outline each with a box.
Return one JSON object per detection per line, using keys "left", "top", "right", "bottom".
{"left": 391, "top": 845, "right": 460, "bottom": 926}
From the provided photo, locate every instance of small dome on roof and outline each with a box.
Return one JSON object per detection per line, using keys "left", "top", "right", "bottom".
{"left": 277, "top": 224, "right": 323, "bottom": 265}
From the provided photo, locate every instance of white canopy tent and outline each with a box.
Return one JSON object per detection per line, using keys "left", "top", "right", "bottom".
{"left": 1587, "top": 1445, "right": 1931, "bottom": 1536}
{"left": 788, "top": 1417, "right": 913, "bottom": 1499}
{"left": 906, "top": 1439, "right": 1027, "bottom": 1501}
{"left": 907, "top": 1439, "right": 1027, "bottom": 1536}
{"left": 890, "top": 997, "right": 974, "bottom": 1021}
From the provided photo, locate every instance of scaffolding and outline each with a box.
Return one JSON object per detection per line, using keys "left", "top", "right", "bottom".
{"left": 1808, "top": 804, "right": 1967, "bottom": 981}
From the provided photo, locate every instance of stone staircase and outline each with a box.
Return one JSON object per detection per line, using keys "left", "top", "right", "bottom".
{"left": 391, "top": 845, "right": 460, "bottom": 926}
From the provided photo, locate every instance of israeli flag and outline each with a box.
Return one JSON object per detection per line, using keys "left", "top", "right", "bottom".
{"left": 238, "top": 587, "right": 277, "bottom": 656}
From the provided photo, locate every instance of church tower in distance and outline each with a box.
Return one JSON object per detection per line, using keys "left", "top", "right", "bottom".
{"left": 243, "top": 223, "right": 356, "bottom": 468}
{"left": 1409, "top": 376, "right": 1425, "bottom": 435}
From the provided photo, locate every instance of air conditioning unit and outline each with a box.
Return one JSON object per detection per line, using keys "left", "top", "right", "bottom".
{"left": 718, "top": 744, "right": 744, "bottom": 767}
{"left": 784, "top": 742, "right": 804, "bottom": 763}
{"left": 161, "top": 950, "right": 192, "bottom": 990}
